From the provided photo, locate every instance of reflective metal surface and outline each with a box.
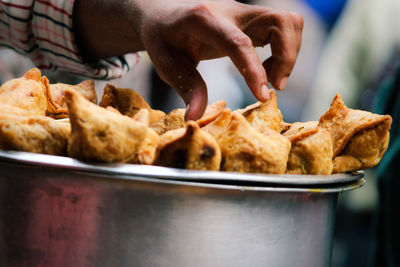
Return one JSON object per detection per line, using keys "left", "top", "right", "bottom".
{"left": 0, "top": 150, "right": 363, "bottom": 186}
{"left": 0, "top": 151, "right": 364, "bottom": 267}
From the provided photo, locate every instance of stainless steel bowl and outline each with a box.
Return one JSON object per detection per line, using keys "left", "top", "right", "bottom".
{"left": 0, "top": 151, "right": 364, "bottom": 267}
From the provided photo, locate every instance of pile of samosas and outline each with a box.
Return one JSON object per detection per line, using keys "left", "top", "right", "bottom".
{"left": 0, "top": 69, "right": 392, "bottom": 175}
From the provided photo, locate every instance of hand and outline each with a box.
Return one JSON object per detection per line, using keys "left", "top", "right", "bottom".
{"left": 75, "top": 0, "right": 303, "bottom": 120}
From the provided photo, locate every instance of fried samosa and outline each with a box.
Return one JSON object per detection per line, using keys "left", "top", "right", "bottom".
{"left": 154, "top": 121, "right": 221, "bottom": 170}
{"left": 319, "top": 94, "right": 392, "bottom": 173}
{"left": 66, "top": 89, "right": 159, "bottom": 164}
{"left": 283, "top": 121, "right": 333, "bottom": 175}
{"left": 219, "top": 112, "right": 291, "bottom": 173}
{"left": 0, "top": 68, "right": 49, "bottom": 116}
{"left": 202, "top": 109, "right": 232, "bottom": 141}
{"left": 150, "top": 108, "right": 185, "bottom": 135}
{"left": 241, "top": 90, "right": 283, "bottom": 133}
{"left": 132, "top": 109, "right": 150, "bottom": 125}
{"left": 150, "top": 100, "right": 226, "bottom": 135}
{"left": 47, "top": 80, "right": 96, "bottom": 118}
{"left": 0, "top": 104, "right": 31, "bottom": 116}
{"left": 0, "top": 115, "right": 70, "bottom": 155}
{"left": 99, "top": 84, "right": 165, "bottom": 124}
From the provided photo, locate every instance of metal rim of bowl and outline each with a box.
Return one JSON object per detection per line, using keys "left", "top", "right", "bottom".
{"left": 0, "top": 150, "right": 365, "bottom": 192}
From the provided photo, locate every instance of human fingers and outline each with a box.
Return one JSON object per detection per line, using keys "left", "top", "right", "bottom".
{"left": 263, "top": 11, "right": 303, "bottom": 90}
{"left": 225, "top": 28, "right": 270, "bottom": 102}
{"left": 164, "top": 2, "right": 270, "bottom": 102}
{"left": 150, "top": 47, "right": 208, "bottom": 121}
{"left": 202, "top": 21, "right": 270, "bottom": 102}
{"left": 232, "top": 4, "right": 303, "bottom": 90}
{"left": 290, "top": 11, "right": 304, "bottom": 54}
{"left": 260, "top": 12, "right": 299, "bottom": 90}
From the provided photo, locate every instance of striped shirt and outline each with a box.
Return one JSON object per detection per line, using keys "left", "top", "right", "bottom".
{"left": 0, "top": 0, "right": 138, "bottom": 79}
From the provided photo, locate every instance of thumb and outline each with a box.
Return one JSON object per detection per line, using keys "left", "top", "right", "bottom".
{"left": 151, "top": 48, "right": 208, "bottom": 121}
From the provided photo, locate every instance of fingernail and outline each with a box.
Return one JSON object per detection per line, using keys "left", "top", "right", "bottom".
{"left": 261, "top": 84, "right": 270, "bottom": 101}
{"left": 279, "top": 77, "right": 288, "bottom": 90}
{"left": 184, "top": 104, "right": 190, "bottom": 121}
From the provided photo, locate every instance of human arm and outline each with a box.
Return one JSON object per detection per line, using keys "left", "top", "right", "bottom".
{"left": 74, "top": 0, "right": 304, "bottom": 120}
{"left": 0, "top": 0, "right": 136, "bottom": 79}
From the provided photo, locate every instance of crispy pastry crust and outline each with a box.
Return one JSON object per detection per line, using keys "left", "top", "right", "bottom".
{"left": 196, "top": 100, "right": 226, "bottom": 126}
{"left": 241, "top": 90, "right": 283, "bottom": 133}
{"left": 132, "top": 109, "right": 150, "bottom": 125}
{"left": 150, "top": 109, "right": 185, "bottom": 135}
{"left": 66, "top": 89, "right": 159, "bottom": 164}
{"left": 332, "top": 124, "right": 390, "bottom": 173}
{"left": 47, "top": 80, "right": 97, "bottom": 118}
{"left": 0, "top": 104, "right": 31, "bottom": 116}
{"left": 150, "top": 100, "right": 226, "bottom": 135}
{"left": 99, "top": 84, "right": 165, "bottom": 123}
{"left": 0, "top": 114, "right": 70, "bottom": 155}
{"left": 219, "top": 112, "right": 291, "bottom": 173}
{"left": 282, "top": 121, "right": 319, "bottom": 142}
{"left": 154, "top": 121, "right": 221, "bottom": 170}
{"left": 202, "top": 109, "right": 232, "bottom": 141}
{"left": 319, "top": 94, "right": 392, "bottom": 173}
{"left": 0, "top": 68, "right": 49, "bottom": 116}
{"left": 283, "top": 121, "right": 333, "bottom": 175}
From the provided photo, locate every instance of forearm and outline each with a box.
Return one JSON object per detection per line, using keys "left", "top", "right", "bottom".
{"left": 73, "top": 0, "right": 147, "bottom": 60}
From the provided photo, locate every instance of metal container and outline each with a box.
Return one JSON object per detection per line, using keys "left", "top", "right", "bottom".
{"left": 0, "top": 151, "right": 364, "bottom": 267}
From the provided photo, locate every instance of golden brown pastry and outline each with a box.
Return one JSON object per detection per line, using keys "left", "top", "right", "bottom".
{"left": 283, "top": 121, "right": 333, "bottom": 175}
{"left": 132, "top": 109, "right": 150, "bottom": 125}
{"left": 319, "top": 94, "right": 392, "bottom": 173}
{"left": 196, "top": 100, "right": 226, "bottom": 126}
{"left": 241, "top": 90, "right": 283, "bottom": 133}
{"left": 0, "top": 104, "right": 31, "bottom": 116}
{"left": 154, "top": 121, "right": 221, "bottom": 170}
{"left": 66, "top": 89, "right": 159, "bottom": 164}
{"left": 150, "top": 109, "right": 185, "bottom": 135}
{"left": 219, "top": 112, "right": 291, "bottom": 173}
{"left": 99, "top": 84, "right": 165, "bottom": 123}
{"left": 105, "top": 106, "right": 122, "bottom": 115}
{"left": 150, "top": 100, "right": 226, "bottom": 135}
{"left": 0, "top": 68, "right": 49, "bottom": 116}
{"left": 202, "top": 109, "right": 232, "bottom": 141}
{"left": 47, "top": 80, "right": 96, "bottom": 118}
{"left": 0, "top": 114, "right": 70, "bottom": 155}
{"left": 280, "top": 122, "right": 292, "bottom": 133}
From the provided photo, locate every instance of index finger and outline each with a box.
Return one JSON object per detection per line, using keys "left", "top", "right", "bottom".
{"left": 204, "top": 21, "right": 270, "bottom": 102}
{"left": 224, "top": 27, "right": 271, "bottom": 102}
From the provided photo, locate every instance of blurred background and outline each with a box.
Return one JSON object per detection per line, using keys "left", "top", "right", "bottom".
{"left": 1, "top": 0, "right": 399, "bottom": 266}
